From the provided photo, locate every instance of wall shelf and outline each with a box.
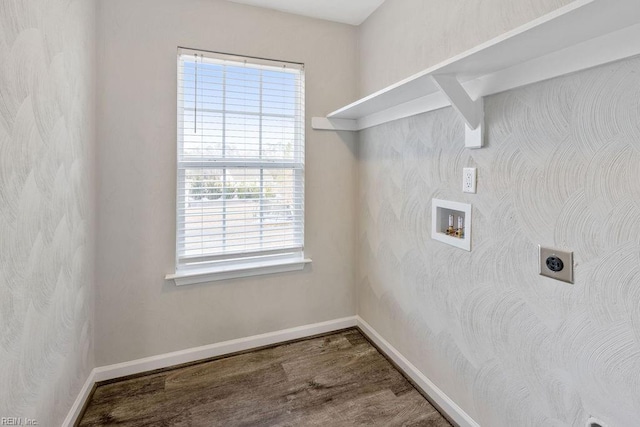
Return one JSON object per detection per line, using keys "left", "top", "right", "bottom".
{"left": 311, "top": 0, "right": 640, "bottom": 147}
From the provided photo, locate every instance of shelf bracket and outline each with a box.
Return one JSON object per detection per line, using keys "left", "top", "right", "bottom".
{"left": 431, "top": 75, "right": 484, "bottom": 149}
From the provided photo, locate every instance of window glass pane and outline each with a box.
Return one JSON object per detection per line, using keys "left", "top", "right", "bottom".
{"left": 181, "top": 111, "right": 223, "bottom": 159}
{"left": 225, "top": 113, "right": 261, "bottom": 159}
{"left": 179, "top": 168, "right": 301, "bottom": 259}
{"left": 181, "top": 62, "right": 224, "bottom": 111}
{"left": 262, "top": 70, "right": 298, "bottom": 116}
{"left": 177, "top": 50, "right": 304, "bottom": 268}
{"left": 262, "top": 117, "right": 296, "bottom": 160}
{"left": 225, "top": 65, "right": 261, "bottom": 114}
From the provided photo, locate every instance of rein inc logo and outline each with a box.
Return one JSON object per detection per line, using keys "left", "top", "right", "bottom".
{"left": 1, "top": 419, "right": 38, "bottom": 426}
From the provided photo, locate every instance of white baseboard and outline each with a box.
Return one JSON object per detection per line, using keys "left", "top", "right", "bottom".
{"left": 356, "top": 316, "right": 480, "bottom": 427}
{"left": 63, "top": 316, "right": 358, "bottom": 425}
{"left": 64, "top": 315, "right": 477, "bottom": 427}
{"left": 93, "top": 316, "right": 358, "bottom": 383}
{"left": 62, "top": 369, "right": 96, "bottom": 427}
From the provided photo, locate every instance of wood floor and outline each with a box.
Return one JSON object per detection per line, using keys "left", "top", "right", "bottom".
{"left": 79, "top": 329, "right": 452, "bottom": 426}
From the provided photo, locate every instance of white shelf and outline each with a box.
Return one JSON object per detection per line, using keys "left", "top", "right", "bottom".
{"left": 312, "top": 0, "right": 640, "bottom": 140}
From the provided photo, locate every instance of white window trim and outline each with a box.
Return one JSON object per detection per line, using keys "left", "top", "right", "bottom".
{"left": 167, "top": 48, "right": 311, "bottom": 285}
{"left": 166, "top": 254, "right": 312, "bottom": 286}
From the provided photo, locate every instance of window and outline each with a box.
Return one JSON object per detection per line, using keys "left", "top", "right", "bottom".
{"left": 169, "top": 48, "right": 309, "bottom": 285}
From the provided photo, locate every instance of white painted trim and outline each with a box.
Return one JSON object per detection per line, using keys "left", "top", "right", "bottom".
{"left": 356, "top": 91, "right": 450, "bottom": 130}
{"left": 166, "top": 257, "right": 312, "bottom": 286}
{"left": 92, "top": 316, "right": 357, "bottom": 382}
{"left": 432, "top": 199, "right": 472, "bottom": 251}
{"left": 64, "top": 316, "right": 478, "bottom": 427}
{"left": 311, "top": 117, "right": 358, "bottom": 131}
{"left": 431, "top": 75, "right": 483, "bottom": 130}
{"left": 429, "top": 76, "right": 485, "bottom": 148}
{"left": 64, "top": 316, "right": 357, "bottom": 425}
{"left": 465, "top": 120, "right": 484, "bottom": 150}
{"left": 314, "top": 0, "right": 640, "bottom": 133}
{"left": 62, "top": 369, "right": 96, "bottom": 427}
{"left": 356, "top": 316, "right": 480, "bottom": 427}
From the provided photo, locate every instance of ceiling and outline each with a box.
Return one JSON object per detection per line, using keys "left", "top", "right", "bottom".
{"left": 225, "top": 0, "right": 386, "bottom": 26}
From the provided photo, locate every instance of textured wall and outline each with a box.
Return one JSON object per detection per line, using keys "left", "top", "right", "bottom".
{"left": 0, "top": 0, "right": 96, "bottom": 424}
{"left": 358, "top": 0, "right": 572, "bottom": 96}
{"left": 358, "top": 57, "right": 640, "bottom": 427}
{"left": 95, "top": 0, "right": 358, "bottom": 366}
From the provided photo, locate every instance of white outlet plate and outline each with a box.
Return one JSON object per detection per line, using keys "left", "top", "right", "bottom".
{"left": 463, "top": 168, "right": 477, "bottom": 193}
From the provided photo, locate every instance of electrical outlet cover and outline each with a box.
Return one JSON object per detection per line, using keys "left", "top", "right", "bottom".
{"left": 463, "top": 168, "right": 477, "bottom": 193}
{"left": 586, "top": 417, "right": 608, "bottom": 427}
{"left": 539, "top": 245, "right": 573, "bottom": 283}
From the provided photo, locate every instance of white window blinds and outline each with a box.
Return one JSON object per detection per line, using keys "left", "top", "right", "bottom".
{"left": 176, "top": 48, "right": 305, "bottom": 271}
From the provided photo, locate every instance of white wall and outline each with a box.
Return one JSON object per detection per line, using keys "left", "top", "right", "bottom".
{"left": 95, "top": 0, "right": 358, "bottom": 366}
{"left": 0, "top": 0, "right": 96, "bottom": 424}
{"left": 358, "top": 0, "right": 572, "bottom": 96}
{"left": 357, "top": 0, "right": 640, "bottom": 426}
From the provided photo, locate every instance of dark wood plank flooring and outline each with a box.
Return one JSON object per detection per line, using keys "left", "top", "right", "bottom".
{"left": 79, "top": 329, "right": 452, "bottom": 426}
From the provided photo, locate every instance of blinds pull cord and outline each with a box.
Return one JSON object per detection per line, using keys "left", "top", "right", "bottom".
{"left": 194, "top": 54, "right": 198, "bottom": 133}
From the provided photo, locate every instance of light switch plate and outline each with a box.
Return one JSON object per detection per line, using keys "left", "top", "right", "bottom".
{"left": 463, "top": 168, "right": 477, "bottom": 193}
{"left": 539, "top": 245, "right": 573, "bottom": 284}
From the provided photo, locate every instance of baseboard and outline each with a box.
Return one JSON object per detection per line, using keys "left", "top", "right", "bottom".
{"left": 64, "top": 316, "right": 477, "bottom": 427}
{"left": 64, "top": 316, "right": 358, "bottom": 425}
{"left": 92, "top": 316, "right": 357, "bottom": 383}
{"left": 62, "top": 369, "right": 96, "bottom": 427}
{"left": 355, "top": 316, "right": 480, "bottom": 427}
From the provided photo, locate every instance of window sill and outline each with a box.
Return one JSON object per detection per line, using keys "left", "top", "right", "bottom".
{"left": 166, "top": 257, "right": 312, "bottom": 286}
